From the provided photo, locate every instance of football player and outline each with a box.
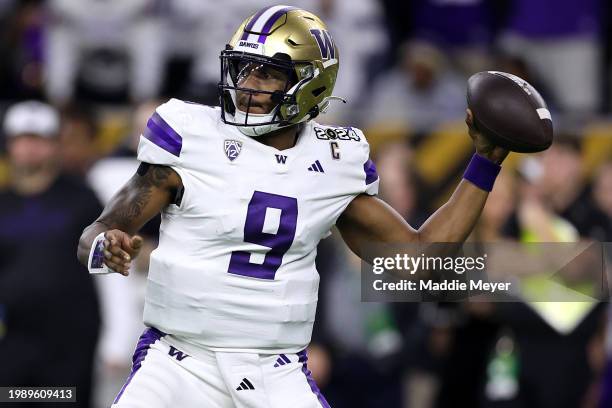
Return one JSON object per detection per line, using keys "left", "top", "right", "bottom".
{"left": 77, "top": 5, "right": 507, "bottom": 408}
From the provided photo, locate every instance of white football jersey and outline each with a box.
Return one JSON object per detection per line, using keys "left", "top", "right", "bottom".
{"left": 137, "top": 98, "right": 379, "bottom": 353}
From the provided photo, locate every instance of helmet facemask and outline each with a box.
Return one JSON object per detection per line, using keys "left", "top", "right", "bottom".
{"left": 219, "top": 50, "right": 309, "bottom": 137}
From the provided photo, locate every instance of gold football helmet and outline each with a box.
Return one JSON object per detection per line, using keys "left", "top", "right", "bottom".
{"left": 219, "top": 5, "right": 340, "bottom": 136}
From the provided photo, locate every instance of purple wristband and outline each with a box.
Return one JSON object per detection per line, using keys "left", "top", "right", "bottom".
{"left": 463, "top": 153, "right": 501, "bottom": 192}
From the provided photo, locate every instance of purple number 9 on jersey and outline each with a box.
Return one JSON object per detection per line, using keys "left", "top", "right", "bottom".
{"left": 228, "top": 191, "right": 298, "bottom": 280}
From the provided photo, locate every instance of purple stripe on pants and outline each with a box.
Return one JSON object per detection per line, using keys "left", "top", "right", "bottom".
{"left": 298, "top": 350, "right": 331, "bottom": 408}
{"left": 113, "top": 327, "right": 166, "bottom": 404}
{"left": 144, "top": 112, "right": 183, "bottom": 157}
{"left": 258, "top": 7, "right": 296, "bottom": 43}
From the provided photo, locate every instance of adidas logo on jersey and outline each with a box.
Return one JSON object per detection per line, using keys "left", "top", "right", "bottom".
{"left": 308, "top": 160, "right": 324, "bottom": 173}
{"left": 236, "top": 378, "right": 255, "bottom": 391}
{"left": 273, "top": 354, "right": 291, "bottom": 367}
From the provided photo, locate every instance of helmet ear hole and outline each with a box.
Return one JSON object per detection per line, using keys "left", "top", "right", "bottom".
{"left": 312, "top": 87, "right": 326, "bottom": 97}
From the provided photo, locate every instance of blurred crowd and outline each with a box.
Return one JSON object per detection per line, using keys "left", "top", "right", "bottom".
{"left": 0, "top": 0, "right": 612, "bottom": 407}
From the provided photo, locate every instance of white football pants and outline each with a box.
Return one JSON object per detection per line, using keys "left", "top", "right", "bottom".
{"left": 111, "top": 328, "right": 330, "bottom": 408}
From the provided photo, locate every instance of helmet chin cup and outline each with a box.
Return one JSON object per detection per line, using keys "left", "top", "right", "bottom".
{"left": 237, "top": 124, "right": 278, "bottom": 137}
{"left": 233, "top": 109, "right": 281, "bottom": 137}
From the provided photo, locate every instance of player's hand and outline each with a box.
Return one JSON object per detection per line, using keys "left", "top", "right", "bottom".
{"left": 103, "top": 229, "right": 144, "bottom": 276}
{"left": 466, "top": 109, "right": 509, "bottom": 165}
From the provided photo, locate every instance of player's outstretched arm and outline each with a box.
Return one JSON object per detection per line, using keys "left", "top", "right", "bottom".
{"left": 337, "top": 110, "right": 508, "bottom": 262}
{"left": 77, "top": 163, "right": 182, "bottom": 275}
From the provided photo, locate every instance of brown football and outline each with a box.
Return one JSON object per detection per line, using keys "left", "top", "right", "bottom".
{"left": 467, "top": 71, "right": 553, "bottom": 153}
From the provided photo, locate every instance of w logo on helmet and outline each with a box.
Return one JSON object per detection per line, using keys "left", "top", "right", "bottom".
{"left": 310, "top": 29, "right": 336, "bottom": 60}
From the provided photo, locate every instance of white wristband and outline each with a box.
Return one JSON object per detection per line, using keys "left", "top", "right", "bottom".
{"left": 87, "top": 232, "right": 115, "bottom": 275}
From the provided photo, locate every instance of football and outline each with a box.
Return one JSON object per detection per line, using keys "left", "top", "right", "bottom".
{"left": 467, "top": 71, "right": 553, "bottom": 153}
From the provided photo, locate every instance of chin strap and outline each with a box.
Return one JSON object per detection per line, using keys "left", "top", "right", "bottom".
{"left": 307, "top": 95, "right": 347, "bottom": 119}
{"left": 319, "top": 95, "right": 346, "bottom": 113}
{"left": 323, "top": 95, "right": 347, "bottom": 104}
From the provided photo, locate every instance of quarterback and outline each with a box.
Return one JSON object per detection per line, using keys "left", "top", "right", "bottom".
{"left": 78, "top": 5, "right": 507, "bottom": 408}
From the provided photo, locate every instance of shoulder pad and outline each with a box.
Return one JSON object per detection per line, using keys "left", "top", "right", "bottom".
{"left": 309, "top": 122, "right": 378, "bottom": 195}
{"left": 137, "top": 99, "right": 190, "bottom": 166}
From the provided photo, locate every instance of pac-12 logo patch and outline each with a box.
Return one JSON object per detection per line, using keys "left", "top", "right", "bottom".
{"left": 224, "top": 140, "right": 242, "bottom": 161}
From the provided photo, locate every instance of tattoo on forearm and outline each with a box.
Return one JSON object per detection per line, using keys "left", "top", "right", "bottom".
{"left": 99, "top": 164, "right": 173, "bottom": 228}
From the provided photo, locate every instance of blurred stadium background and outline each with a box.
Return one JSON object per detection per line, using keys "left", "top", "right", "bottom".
{"left": 0, "top": 0, "right": 611, "bottom": 407}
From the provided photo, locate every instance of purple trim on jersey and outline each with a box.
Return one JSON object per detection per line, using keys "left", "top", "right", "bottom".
{"left": 298, "top": 350, "right": 331, "bottom": 408}
{"left": 241, "top": 6, "right": 272, "bottom": 40}
{"left": 258, "top": 7, "right": 296, "bottom": 43}
{"left": 364, "top": 159, "right": 378, "bottom": 185}
{"left": 144, "top": 112, "right": 182, "bottom": 157}
{"left": 113, "top": 327, "right": 166, "bottom": 404}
